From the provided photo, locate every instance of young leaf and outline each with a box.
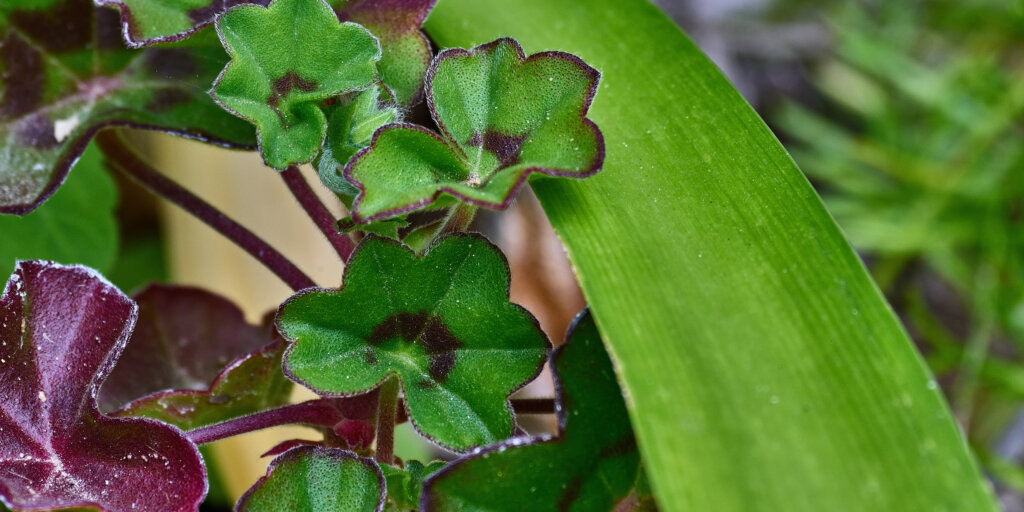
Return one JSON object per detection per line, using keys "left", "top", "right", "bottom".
{"left": 236, "top": 446, "right": 385, "bottom": 512}
{"left": 278, "top": 234, "right": 549, "bottom": 451}
{"left": 381, "top": 460, "right": 445, "bottom": 511}
{"left": 0, "top": 261, "right": 206, "bottom": 512}
{"left": 335, "top": 0, "right": 437, "bottom": 106}
{"left": 211, "top": 0, "right": 381, "bottom": 170}
{"left": 0, "top": 1, "right": 257, "bottom": 215}
{"left": 422, "top": 310, "right": 640, "bottom": 511}
{"left": 317, "top": 85, "right": 399, "bottom": 198}
{"left": 98, "top": 285, "right": 290, "bottom": 417}
{"left": 101, "top": 0, "right": 434, "bottom": 105}
{"left": 345, "top": 37, "right": 603, "bottom": 223}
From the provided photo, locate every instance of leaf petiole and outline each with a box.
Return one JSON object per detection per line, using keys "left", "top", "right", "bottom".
{"left": 186, "top": 400, "right": 344, "bottom": 446}
{"left": 95, "top": 130, "right": 316, "bottom": 291}
{"left": 281, "top": 166, "right": 357, "bottom": 261}
{"left": 374, "top": 377, "right": 401, "bottom": 465}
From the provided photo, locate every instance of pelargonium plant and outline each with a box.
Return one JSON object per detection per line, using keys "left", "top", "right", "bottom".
{"left": 0, "top": 0, "right": 653, "bottom": 510}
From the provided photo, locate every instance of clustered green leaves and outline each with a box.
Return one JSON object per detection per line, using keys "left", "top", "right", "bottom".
{"left": 210, "top": 0, "right": 380, "bottom": 169}
{"left": 0, "top": 0, "right": 628, "bottom": 510}
{"left": 346, "top": 38, "right": 604, "bottom": 222}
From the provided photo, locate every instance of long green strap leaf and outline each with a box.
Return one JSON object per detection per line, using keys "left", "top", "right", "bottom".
{"left": 425, "top": 2, "right": 997, "bottom": 510}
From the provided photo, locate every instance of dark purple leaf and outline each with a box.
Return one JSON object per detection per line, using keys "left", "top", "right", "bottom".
{"left": 0, "top": 261, "right": 206, "bottom": 512}
{"left": 99, "top": 285, "right": 287, "bottom": 417}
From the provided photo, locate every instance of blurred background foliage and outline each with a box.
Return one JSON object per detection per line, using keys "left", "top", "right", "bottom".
{"left": 1, "top": 0, "right": 1021, "bottom": 509}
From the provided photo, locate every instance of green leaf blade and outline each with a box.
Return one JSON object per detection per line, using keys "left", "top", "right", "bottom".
{"left": 422, "top": 310, "right": 641, "bottom": 512}
{"left": 336, "top": 0, "right": 437, "bottom": 106}
{"left": 278, "top": 234, "right": 549, "bottom": 451}
{"left": 347, "top": 124, "right": 468, "bottom": 221}
{"left": 426, "top": 1, "right": 999, "bottom": 511}
{"left": 236, "top": 446, "right": 385, "bottom": 512}
{"left": 0, "top": 1, "right": 256, "bottom": 214}
{"left": 0, "top": 142, "right": 117, "bottom": 276}
{"left": 212, "top": 0, "right": 381, "bottom": 169}
{"left": 346, "top": 37, "right": 603, "bottom": 222}
{"left": 100, "top": 1, "right": 435, "bottom": 106}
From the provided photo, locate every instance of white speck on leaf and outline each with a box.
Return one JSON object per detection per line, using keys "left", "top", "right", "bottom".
{"left": 53, "top": 114, "right": 81, "bottom": 142}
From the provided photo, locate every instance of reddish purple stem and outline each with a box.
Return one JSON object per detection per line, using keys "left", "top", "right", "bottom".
{"left": 281, "top": 166, "right": 356, "bottom": 261}
{"left": 186, "top": 400, "right": 343, "bottom": 446}
{"left": 95, "top": 131, "right": 316, "bottom": 291}
{"left": 184, "top": 397, "right": 557, "bottom": 445}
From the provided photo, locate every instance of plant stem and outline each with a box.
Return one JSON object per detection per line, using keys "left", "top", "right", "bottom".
{"left": 281, "top": 166, "right": 356, "bottom": 261}
{"left": 183, "top": 395, "right": 556, "bottom": 446}
{"left": 95, "top": 130, "right": 316, "bottom": 291}
{"left": 440, "top": 202, "right": 478, "bottom": 236}
{"left": 374, "top": 377, "right": 400, "bottom": 465}
{"left": 407, "top": 203, "right": 478, "bottom": 253}
{"left": 187, "top": 400, "right": 343, "bottom": 446}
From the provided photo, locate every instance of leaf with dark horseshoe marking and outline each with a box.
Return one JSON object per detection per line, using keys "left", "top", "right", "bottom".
{"left": 277, "top": 234, "right": 549, "bottom": 452}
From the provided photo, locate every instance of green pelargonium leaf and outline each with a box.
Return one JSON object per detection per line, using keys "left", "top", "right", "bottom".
{"left": 317, "top": 85, "right": 398, "bottom": 198}
{"left": 380, "top": 460, "right": 445, "bottom": 511}
{"left": 345, "top": 37, "right": 603, "bottom": 223}
{"left": 422, "top": 310, "right": 642, "bottom": 511}
{"left": 0, "top": 142, "right": 118, "bottom": 276}
{"left": 211, "top": 0, "right": 381, "bottom": 170}
{"left": 0, "top": 0, "right": 256, "bottom": 215}
{"left": 335, "top": 0, "right": 437, "bottom": 106}
{"left": 277, "top": 234, "right": 549, "bottom": 451}
{"left": 236, "top": 446, "right": 385, "bottom": 511}
{"left": 99, "top": 0, "right": 436, "bottom": 106}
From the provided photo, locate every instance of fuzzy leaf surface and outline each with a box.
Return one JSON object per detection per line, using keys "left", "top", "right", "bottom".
{"left": 317, "top": 85, "right": 398, "bottom": 198}
{"left": 423, "top": 310, "right": 640, "bottom": 511}
{"left": 278, "top": 234, "right": 549, "bottom": 451}
{"left": 346, "top": 37, "right": 603, "bottom": 222}
{"left": 98, "top": 285, "right": 291, "bottom": 426}
{"left": 0, "top": 142, "right": 117, "bottom": 277}
{"left": 99, "top": 0, "right": 434, "bottom": 104}
{"left": 0, "top": 0, "right": 256, "bottom": 214}
{"left": 334, "top": 0, "right": 436, "bottom": 105}
{"left": 0, "top": 261, "right": 206, "bottom": 512}
{"left": 236, "top": 446, "right": 385, "bottom": 512}
{"left": 211, "top": 0, "right": 380, "bottom": 170}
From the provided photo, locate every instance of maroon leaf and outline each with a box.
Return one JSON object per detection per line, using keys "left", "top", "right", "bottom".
{"left": 0, "top": 261, "right": 206, "bottom": 512}
{"left": 99, "top": 285, "right": 284, "bottom": 414}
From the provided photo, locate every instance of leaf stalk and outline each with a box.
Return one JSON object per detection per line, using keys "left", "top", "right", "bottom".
{"left": 281, "top": 166, "right": 356, "bottom": 261}
{"left": 95, "top": 130, "right": 316, "bottom": 291}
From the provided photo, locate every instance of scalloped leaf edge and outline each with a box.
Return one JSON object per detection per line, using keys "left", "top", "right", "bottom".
{"left": 276, "top": 233, "right": 550, "bottom": 452}
{"left": 343, "top": 37, "right": 604, "bottom": 223}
